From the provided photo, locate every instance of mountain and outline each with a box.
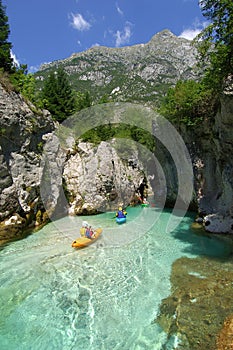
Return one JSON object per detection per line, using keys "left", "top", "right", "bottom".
{"left": 34, "top": 30, "right": 200, "bottom": 106}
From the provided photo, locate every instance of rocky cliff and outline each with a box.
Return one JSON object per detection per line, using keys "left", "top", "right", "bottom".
{"left": 0, "top": 85, "right": 152, "bottom": 243}
{"left": 0, "top": 80, "right": 232, "bottom": 242}
{"left": 0, "top": 83, "right": 55, "bottom": 241}
{"left": 63, "top": 140, "right": 147, "bottom": 214}
{"left": 190, "top": 80, "right": 233, "bottom": 234}
{"left": 39, "top": 131, "right": 150, "bottom": 220}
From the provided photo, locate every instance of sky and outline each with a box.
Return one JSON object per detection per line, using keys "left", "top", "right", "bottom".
{"left": 3, "top": 0, "right": 207, "bottom": 73}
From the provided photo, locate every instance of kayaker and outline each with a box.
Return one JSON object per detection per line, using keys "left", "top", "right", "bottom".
{"left": 85, "top": 226, "right": 95, "bottom": 239}
{"left": 116, "top": 207, "right": 127, "bottom": 218}
{"left": 80, "top": 221, "right": 88, "bottom": 237}
{"left": 142, "top": 198, "right": 149, "bottom": 205}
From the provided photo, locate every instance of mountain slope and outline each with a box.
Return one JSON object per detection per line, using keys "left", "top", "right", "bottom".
{"left": 34, "top": 30, "right": 200, "bottom": 106}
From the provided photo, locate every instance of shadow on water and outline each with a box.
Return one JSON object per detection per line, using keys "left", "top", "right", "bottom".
{"left": 0, "top": 222, "right": 47, "bottom": 252}
{"left": 169, "top": 210, "right": 233, "bottom": 259}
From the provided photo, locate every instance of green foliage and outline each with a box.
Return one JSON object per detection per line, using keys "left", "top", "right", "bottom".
{"left": 37, "top": 141, "right": 44, "bottom": 153}
{"left": 201, "top": 43, "right": 231, "bottom": 92}
{"left": 158, "top": 80, "right": 218, "bottom": 125}
{"left": 79, "top": 123, "right": 156, "bottom": 152}
{"left": 40, "top": 67, "right": 76, "bottom": 122}
{"left": 34, "top": 58, "right": 171, "bottom": 109}
{"left": 9, "top": 64, "right": 37, "bottom": 102}
{"left": 161, "top": 0, "right": 232, "bottom": 126}
{"left": 195, "top": 0, "right": 233, "bottom": 90}
{"left": 0, "top": 3, "right": 37, "bottom": 102}
{"left": 0, "top": 0, "right": 13, "bottom": 72}
{"left": 97, "top": 94, "right": 111, "bottom": 104}
{"left": 199, "top": 0, "right": 233, "bottom": 46}
{"left": 76, "top": 91, "right": 92, "bottom": 111}
{"left": 0, "top": 127, "right": 6, "bottom": 135}
{"left": 80, "top": 123, "right": 116, "bottom": 144}
{"left": 130, "top": 126, "right": 156, "bottom": 151}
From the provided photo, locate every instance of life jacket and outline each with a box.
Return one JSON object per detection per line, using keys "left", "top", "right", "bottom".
{"left": 117, "top": 210, "right": 126, "bottom": 218}
{"left": 85, "top": 228, "right": 92, "bottom": 238}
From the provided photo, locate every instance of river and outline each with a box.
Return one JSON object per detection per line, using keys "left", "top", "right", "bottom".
{"left": 0, "top": 206, "right": 232, "bottom": 350}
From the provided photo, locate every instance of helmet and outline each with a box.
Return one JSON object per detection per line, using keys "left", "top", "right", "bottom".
{"left": 82, "top": 221, "right": 88, "bottom": 227}
{"left": 118, "top": 207, "right": 122, "bottom": 211}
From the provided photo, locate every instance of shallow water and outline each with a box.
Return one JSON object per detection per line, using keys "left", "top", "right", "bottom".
{"left": 0, "top": 207, "right": 231, "bottom": 350}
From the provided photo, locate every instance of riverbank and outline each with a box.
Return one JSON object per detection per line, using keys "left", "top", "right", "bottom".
{"left": 0, "top": 220, "right": 48, "bottom": 247}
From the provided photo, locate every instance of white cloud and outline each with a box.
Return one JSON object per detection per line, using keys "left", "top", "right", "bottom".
{"left": 179, "top": 28, "right": 202, "bottom": 40}
{"left": 10, "top": 51, "right": 20, "bottom": 67}
{"left": 91, "top": 43, "right": 100, "bottom": 48}
{"left": 29, "top": 65, "right": 40, "bottom": 73}
{"left": 114, "top": 23, "right": 132, "bottom": 47}
{"left": 116, "top": 3, "right": 124, "bottom": 16}
{"left": 179, "top": 20, "right": 208, "bottom": 40}
{"left": 70, "top": 13, "right": 91, "bottom": 31}
{"left": 10, "top": 50, "right": 41, "bottom": 73}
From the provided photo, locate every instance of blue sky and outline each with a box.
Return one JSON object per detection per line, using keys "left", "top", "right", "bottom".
{"left": 3, "top": 0, "right": 206, "bottom": 73}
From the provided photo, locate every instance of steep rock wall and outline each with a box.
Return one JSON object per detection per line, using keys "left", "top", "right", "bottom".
{"left": 63, "top": 140, "right": 148, "bottom": 214}
{"left": 182, "top": 88, "right": 233, "bottom": 233}
{"left": 0, "top": 84, "right": 55, "bottom": 240}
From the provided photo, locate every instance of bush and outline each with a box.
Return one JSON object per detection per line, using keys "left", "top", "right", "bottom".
{"left": 158, "top": 80, "right": 219, "bottom": 126}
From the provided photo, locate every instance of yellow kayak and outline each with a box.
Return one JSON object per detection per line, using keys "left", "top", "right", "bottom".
{"left": 72, "top": 228, "right": 103, "bottom": 248}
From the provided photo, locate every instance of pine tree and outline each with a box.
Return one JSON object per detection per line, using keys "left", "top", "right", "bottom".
{"left": 0, "top": 0, "right": 13, "bottom": 72}
{"left": 41, "top": 67, "right": 76, "bottom": 122}
{"left": 76, "top": 90, "right": 92, "bottom": 110}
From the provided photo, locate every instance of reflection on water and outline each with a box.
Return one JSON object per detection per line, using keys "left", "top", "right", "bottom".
{"left": 0, "top": 207, "right": 231, "bottom": 350}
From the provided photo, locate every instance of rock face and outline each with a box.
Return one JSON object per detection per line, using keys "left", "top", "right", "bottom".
{"left": 181, "top": 82, "right": 233, "bottom": 234}
{"left": 0, "top": 85, "right": 152, "bottom": 240}
{"left": 0, "top": 84, "right": 55, "bottom": 240}
{"left": 63, "top": 141, "right": 147, "bottom": 214}
{"left": 202, "top": 91, "right": 233, "bottom": 234}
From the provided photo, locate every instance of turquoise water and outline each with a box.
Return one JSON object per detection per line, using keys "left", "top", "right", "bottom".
{"left": 0, "top": 207, "right": 231, "bottom": 350}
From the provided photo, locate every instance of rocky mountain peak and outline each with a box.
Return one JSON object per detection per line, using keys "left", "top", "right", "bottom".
{"left": 35, "top": 29, "right": 200, "bottom": 106}
{"left": 149, "top": 29, "right": 177, "bottom": 41}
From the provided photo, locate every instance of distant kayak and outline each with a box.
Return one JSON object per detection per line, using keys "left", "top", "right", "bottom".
{"left": 115, "top": 207, "right": 127, "bottom": 224}
{"left": 72, "top": 228, "right": 103, "bottom": 248}
{"left": 116, "top": 217, "right": 126, "bottom": 224}
{"left": 141, "top": 203, "right": 149, "bottom": 207}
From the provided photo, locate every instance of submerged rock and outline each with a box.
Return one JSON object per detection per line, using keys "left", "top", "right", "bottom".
{"left": 156, "top": 255, "right": 233, "bottom": 349}
{"left": 217, "top": 314, "right": 233, "bottom": 350}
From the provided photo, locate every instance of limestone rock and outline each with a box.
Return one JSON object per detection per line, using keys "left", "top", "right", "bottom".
{"left": 0, "top": 83, "right": 55, "bottom": 238}
{"left": 63, "top": 140, "right": 146, "bottom": 214}
{"left": 181, "top": 87, "right": 233, "bottom": 234}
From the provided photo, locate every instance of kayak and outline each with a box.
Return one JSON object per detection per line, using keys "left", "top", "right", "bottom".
{"left": 72, "top": 228, "right": 103, "bottom": 248}
{"left": 141, "top": 203, "right": 149, "bottom": 207}
{"left": 116, "top": 217, "right": 126, "bottom": 224}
